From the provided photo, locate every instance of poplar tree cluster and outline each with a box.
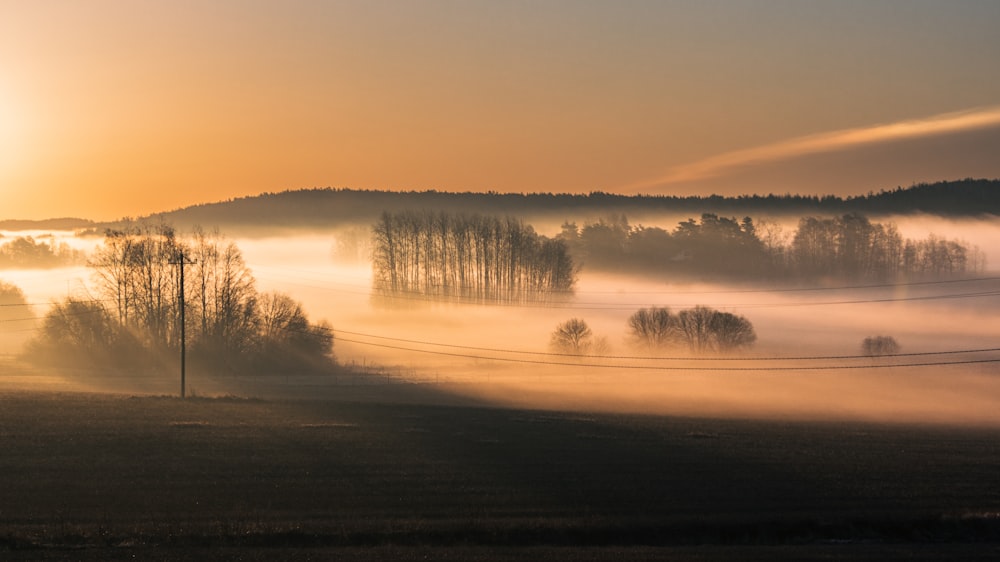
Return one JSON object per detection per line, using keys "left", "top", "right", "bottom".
{"left": 372, "top": 211, "right": 576, "bottom": 303}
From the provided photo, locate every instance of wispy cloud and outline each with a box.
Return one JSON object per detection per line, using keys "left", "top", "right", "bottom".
{"left": 631, "top": 105, "right": 1000, "bottom": 190}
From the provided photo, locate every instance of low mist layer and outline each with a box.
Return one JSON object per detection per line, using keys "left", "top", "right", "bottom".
{"left": 1, "top": 216, "right": 998, "bottom": 426}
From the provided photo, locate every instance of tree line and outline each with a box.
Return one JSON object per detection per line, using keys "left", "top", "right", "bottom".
{"left": 28, "top": 224, "right": 335, "bottom": 375}
{"left": 560, "top": 212, "right": 984, "bottom": 282}
{"left": 91, "top": 179, "right": 999, "bottom": 235}
{"left": 372, "top": 211, "right": 575, "bottom": 303}
{"left": 0, "top": 235, "right": 85, "bottom": 268}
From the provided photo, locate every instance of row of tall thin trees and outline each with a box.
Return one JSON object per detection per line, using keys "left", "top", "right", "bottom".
{"left": 372, "top": 211, "right": 576, "bottom": 303}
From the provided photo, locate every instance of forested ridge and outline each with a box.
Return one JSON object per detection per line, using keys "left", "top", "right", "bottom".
{"left": 73, "top": 178, "right": 1000, "bottom": 233}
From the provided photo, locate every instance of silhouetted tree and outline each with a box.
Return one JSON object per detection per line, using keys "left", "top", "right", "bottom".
{"left": 789, "top": 214, "right": 977, "bottom": 281}
{"left": 372, "top": 211, "right": 575, "bottom": 303}
{"left": 862, "top": 335, "right": 900, "bottom": 357}
{"left": 709, "top": 311, "right": 757, "bottom": 352}
{"left": 26, "top": 299, "right": 148, "bottom": 369}
{"left": 550, "top": 318, "right": 594, "bottom": 355}
{"left": 627, "top": 306, "right": 677, "bottom": 351}
{"left": 88, "top": 223, "right": 181, "bottom": 348}
{"left": 676, "top": 306, "right": 717, "bottom": 353}
{"left": 675, "top": 306, "right": 757, "bottom": 354}
{"left": 0, "top": 280, "right": 28, "bottom": 321}
{"left": 33, "top": 224, "right": 336, "bottom": 375}
{"left": 187, "top": 230, "right": 259, "bottom": 357}
{"left": 256, "top": 291, "right": 335, "bottom": 372}
{"left": 579, "top": 215, "right": 630, "bottom": 268}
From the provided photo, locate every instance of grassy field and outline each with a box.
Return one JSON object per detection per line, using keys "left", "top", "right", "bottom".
{"left": 0, "top": 385, "right": 998, "bottom": 560}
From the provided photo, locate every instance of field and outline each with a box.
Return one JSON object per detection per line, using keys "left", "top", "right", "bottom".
{"left": 0, "top": 384, "right": 999, "bottom": 561}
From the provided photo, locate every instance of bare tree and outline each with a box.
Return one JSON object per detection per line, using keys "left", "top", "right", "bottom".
{"left": 627, "top": 306, "right": 677, "bottom": 351}
{"left": 550, "top": 318, "right": 594, "bottom": 355}
{"left": 709, "top": 311, "right": 756, "bottom": 352}
{"left": 48, "top": 225, "right": 337, "bottom": 375}
{"left": 674, "top": 306, "right": 757, "bottom": 354}
{"left": 862, "top": 335, "right": 900, "bottom": 357}
{"left": 257, "top": 291, "right": 335, "bottom": 371}
{"left": 676, "top": 306, "right": 716, "bottom": 353}
{"left": 372, "top": 211, "right": 576, "bottom": 303}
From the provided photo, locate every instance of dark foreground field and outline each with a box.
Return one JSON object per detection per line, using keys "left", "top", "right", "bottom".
{"left": 1, "top": 388, "right": 998, "bottom": 561}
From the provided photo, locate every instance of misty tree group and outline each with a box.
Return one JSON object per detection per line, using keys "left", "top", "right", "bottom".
{"left": 0, "top": 235, "right": 85, "bottom": 269}
{"left": 551, "top": 306, "right": 756, "bottom": 356}
{"left": 29, "top": 224, "right": 334, "bottom": 374}
{"left": 0, "top": 280, "right": 29, "bottom": 324}
{"left": 861, "top": 335, "right": 901, "bottom": 357}
{"left": 559, "top": 212, "right": 984, "bottom": 282}
{"left": 372, "top": 211, "right": 575, "bottom": 303}
{"left": 628, "top": 306, "right": 756, "bottom": 353}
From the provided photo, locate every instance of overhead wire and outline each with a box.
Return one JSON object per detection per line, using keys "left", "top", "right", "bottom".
{"left": 253, "top": 263, "right": 1000, "bottom": 296}
{"left": 328, "top": 328, "right": 1000, "bottom": 362}
{"left": 332, "top": 336, "right": 1000, "bottom": 372}
{"left": 251, "top": 269, "right": 999, "bottom": 310}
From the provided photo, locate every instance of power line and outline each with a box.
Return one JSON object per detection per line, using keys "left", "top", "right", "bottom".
{"left": 251, "top": 269, "right": 1000, "bottom": 310}
{"left": 255, "top": 263, "right": 1000, "bottom": 296}
{"left": 329, "top": 328, "right": 1000, "bottom": 362}
{"left": 359, "top": 287, "right": 1000, "bottom": 310}
{"left": 421, "top": 275, "right": 1000, "bottom": 296}
{"left": 0, "top": 298, "right": 119, "bottom": 308}
{"left": 333, "top": 336, "right": 1000, "bottom": 372}
{"left": 256, "top": 266, "right": 1000, "bottom": 302}
{"left": 0, "top": 306, "right": 106, "bottom": 324}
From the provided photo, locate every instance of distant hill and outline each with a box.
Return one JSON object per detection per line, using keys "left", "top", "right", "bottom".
{"left": 0, "top": 218, "right": 94, "bottom": 232}
{"left": 89, "top": 178, "right": 998, "bottom": 234}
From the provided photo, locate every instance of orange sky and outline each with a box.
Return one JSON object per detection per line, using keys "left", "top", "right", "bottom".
{"left": 2, "top": 1, "right": 1000, "bottom": 220}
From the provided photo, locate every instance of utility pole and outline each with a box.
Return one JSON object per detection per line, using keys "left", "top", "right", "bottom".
{"left": 170, "top": 250, "right": 196, "bottom": 398}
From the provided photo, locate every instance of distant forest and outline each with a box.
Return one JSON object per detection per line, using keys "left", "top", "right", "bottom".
{"left": 64, "top": 178, "right": 1000, "bottom": 234}
{"left": 0, "top": 235, "right": 86, "bottom": 268}
{"left": 561, "top": 213, "right": 984, "bottom": 282}
{"left": 367, "top": 210, "right": 982, "bottom": 294}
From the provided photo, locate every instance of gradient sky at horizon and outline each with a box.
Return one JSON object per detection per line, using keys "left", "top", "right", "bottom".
{"left": 2, "top": 0, "right": 1000, "bottom": 220}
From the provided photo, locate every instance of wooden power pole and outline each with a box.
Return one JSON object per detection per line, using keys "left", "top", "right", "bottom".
{"left": 170, "top": 250, "right": 195, "bottom": 398}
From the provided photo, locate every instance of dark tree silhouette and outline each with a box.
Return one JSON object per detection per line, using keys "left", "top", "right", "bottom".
{"left": 568, "top": 211, "right": 982, "bottom": 282}
{"left": 862, "top": 335, "right": 900, "bottom": 357}
{"left": 550, "top": 318, "right": 594, "bottom": 355}
{"left": 672, "top": 306, "right": 757, "bottom": 354}
{"left": 0, "top": 281, "right": 28, "bottom": 321}
{"left": 676, "top": 306, "right": 717, "bottom": 353}
{"left": 709, "top": 311, "right": 757, "bottom": 352}
{"left": 31, "top": 225, "right": 335, "bottom": 375}
{"left": 372, "top": 211, "right": 575, "bottom": 304}
{"left": 26, "top": 299, "right": 148, "bottom": 369}
{"left": 627, "top": 306, "right": 677, "bottom": 351}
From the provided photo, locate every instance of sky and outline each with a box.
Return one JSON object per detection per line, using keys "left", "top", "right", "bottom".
{"left": 2, "top": 0, "right": 1000, "bottom": 220}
